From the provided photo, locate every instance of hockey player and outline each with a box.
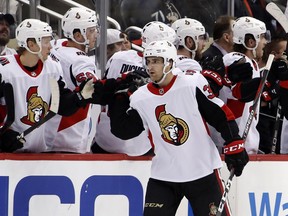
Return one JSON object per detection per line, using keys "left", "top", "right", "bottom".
{"left": 171, "top": 18, "right": 208, "bottom": 74}
{"left": 91, "top": 21, "right": 178, "bottom": 155}
{"left": 0, "top": 19, "right": 97, "bottom": 152}
{"left": 45, "top": 7, "right": 99, "bottom": 153}
{"left": 108, "top": 40, "right": 249, "bottom": 215}
{"left": 0, "top": 12, "right": 16, "bottom": 55}
{"left": 222, "top": 16, "right": 270, "bottom": 154}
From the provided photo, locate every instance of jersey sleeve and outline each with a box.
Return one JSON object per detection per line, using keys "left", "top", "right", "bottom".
{"left": 194, "top": 74, "right": 241, "bottom": 141}
{"left": 71, "top": 57, "right": 98, "bottom": 87}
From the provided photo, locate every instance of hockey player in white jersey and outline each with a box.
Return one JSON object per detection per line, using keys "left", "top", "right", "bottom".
{"left": 92, "top": 21, "right": 178, "bottom": 155}
{"left": 171, "top": 18, "right": 208, "bottom": 74}
{"left": 45, "top": 7, "right": 99, "bottom": 153}
{"left": 222, "top": 16, "right": 270, "bottom": 154}
{"left": 0, "top": 19, "right": 97, "bottom": 152}
{"left": 108, "top": 40, "right": 248, "bottom": 215}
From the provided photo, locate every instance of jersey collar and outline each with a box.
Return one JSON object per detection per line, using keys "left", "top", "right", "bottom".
{"left": 147, "top": 75, "right": 177, "bottom": 95}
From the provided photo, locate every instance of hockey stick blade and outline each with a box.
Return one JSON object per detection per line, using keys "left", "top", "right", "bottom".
{"left": 216, "top": 168, "right": 235, "bottom": 216}
{"left": 266, "top": 2, "right": 288, "bottom": 33}
{"left": 242, "top": 54, "right": 274, "bottom": 140}
{"left": 18, "top": 77, "right": 60, "bottom": 139}
{"left": 0, "top": 83, "right": 15, "bottom": 135}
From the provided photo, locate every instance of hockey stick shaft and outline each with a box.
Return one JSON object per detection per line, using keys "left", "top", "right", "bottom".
{"left": 0, "top": 83, "right": 15, "bottom": 135}
{"left": 271, "top": 102, "right": 282, "bottom": 154}
{"left": 266, "top": 2, "right": 288, "bottom": 33}
{"left": 242, "top": 54, "right": 275, "bottom": 140}
{"left": 216, "top": 168, "right": 235, "bottom": 216}
{"left": 216, "top": 55, "right": 275, "bottom": 216}
{"left": 18, "top": 77, "right": 60, "bottom": 139}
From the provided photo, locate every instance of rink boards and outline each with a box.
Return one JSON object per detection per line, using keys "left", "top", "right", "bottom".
{"left": 0, "top": 154, "right": 287, "bottom": 216}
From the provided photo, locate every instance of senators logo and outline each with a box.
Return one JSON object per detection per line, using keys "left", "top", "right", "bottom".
{"left": 155, "top": 104, "right": 189, "bottom": 146}
{"left": 20, "top": 86, "right": 49, "bottom": 126}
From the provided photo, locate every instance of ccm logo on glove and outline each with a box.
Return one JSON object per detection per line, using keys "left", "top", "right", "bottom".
{"left": 224, "top": 140, "right": 245, "bottom": 154}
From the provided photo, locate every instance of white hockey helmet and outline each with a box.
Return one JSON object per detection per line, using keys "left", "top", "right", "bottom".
{"left": 144, "top": 40, "right": 177, "bottom": 84}
{"left": 171, "top": 18, "right": 208, "bottom": 52}
{"left": 233, "top": 16, "right": 270, "bottom": 49}
{"left": 141, "top": 21, "right": 177, "bottom": 48}
{"left": 62, "top": 7, "right": 98, "bottom": 45}
{"left": 16, "top": 19, "right": 52, "bottom": 52}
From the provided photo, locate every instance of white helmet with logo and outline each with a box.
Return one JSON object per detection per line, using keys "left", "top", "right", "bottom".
{"left": 16, "top": 19, "right": 52, "bottom": 50}
{"left": 144, "top": 40, "right": 177, "bottom": 84}
{"left": 141, "top": 21, "right": 177, "bottom": 48}
{"left": 171, "top": 18, "right": 207, "bottom": 53}
{"left": 62, "top": 7, "right": 98, "bottom": 45}
{"left": 233, "top": 16, "right": 270, "bottom": 49}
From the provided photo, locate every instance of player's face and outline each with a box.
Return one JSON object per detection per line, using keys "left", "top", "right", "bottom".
{"left": 86, "top": 26, "right": 97, "bottom": 49}
{"left": 0, "top": 20, "right": 10, "bottom": 46}
{"left": 40, "top": 36, "right": 52, "bottom": 61}
{"left": 255, "top": 34, "right": 267, "bottom": 59}
{"left": 146, "top": 57, "right": 165, "bottom": 82}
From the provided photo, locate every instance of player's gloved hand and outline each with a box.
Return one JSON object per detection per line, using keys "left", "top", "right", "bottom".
{"left": 119, "top": 70, "right": 150, "bottom": 87}
{"left": 201, "top": 70, "right": 223, "bottom": 96}
{"left": 74, "top": 79, "right": 95, "bottom": 107}
{"left": 91, "top": 78, "right": 118, "bottom": 105}
{"left": 0, "top": 129, "right": 25, "bottom": 152}
{"left": 200, "top": 56, "right": 226, "bottom": 96}
{"left": 224, "top": 138, "right": 249, "bottom": 177}
{"left": 270, "top": 60, "right": 288, "bottom": 80}
{"left": 261, "top": 81, "right": 280, "bottom": 102}
{"left": 227, "top": 59, "right": 253, "bottom": 83}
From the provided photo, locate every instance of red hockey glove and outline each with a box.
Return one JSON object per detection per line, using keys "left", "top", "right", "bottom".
{"left": 224, "top": 139, "right": 249, "bottom": 177}
{"left": 0, "top": 129, "right": 25, "bottom": 152}
{"left": 227, "top": 60, "right": 253, "bottom": 83}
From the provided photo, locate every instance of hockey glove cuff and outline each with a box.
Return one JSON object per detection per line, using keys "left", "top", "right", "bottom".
{"left": 202, "top": 70, "right": 223, "bottom": 96}
{"left": 224, "top": 139, "right": 249, "bottom": 177}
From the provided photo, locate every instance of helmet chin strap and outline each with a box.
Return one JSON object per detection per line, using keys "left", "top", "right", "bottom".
{"left": 183, "top": 42, "right": 197, "bottom": 59}
{"left": 25, "top": 45, "right": 46, "bottom": 62}
{"left": 152, "top": 63, "right": 173, "bottom": 85}
{"left": 243, "top": 42, "right": 258, "bottom": 59}
{"left": 71, "top": 34, "right": 90, "bottom": 53}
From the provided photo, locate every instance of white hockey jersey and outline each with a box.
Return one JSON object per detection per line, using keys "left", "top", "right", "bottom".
{"left": 45, "top": 41, "right": 98, "bottom": 153}
{"left": 105, "top": 49, "right": 145, "bottom": 78}
{"left": 130, "top": 72, "right": 223, "bottom": 182}
{"left": 0, "top": 46, "right": 17, "bottom": 56}
{"left": 0, "top": 54, "right": 62, "bottom": 152}
{"left": 175, "top": 54, "right": 202, "bottom": 74}
{"left": 222, "top": 52, "right": 261, "bottom": 154}
{"left": 95, "top": 49, "right": 151, "bottom": 155}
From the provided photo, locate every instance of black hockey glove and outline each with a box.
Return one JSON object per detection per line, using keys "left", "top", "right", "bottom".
{"left": 261, "top": 81, "right": 280, "bottom": 102}
{"left": 227, "top": 60, "right": 253, "bottom": 83}
{"left": 224, "top": 138, "right": 249, "bottom": 177}
{"left": 0, "top": 129, "right": 25, "bottom": 152}
{"left": 91, "top": 78, "right": 118, "bottom": 105}
{"left": 270, "top": 60, "right": 288, "bottom": 81}
{"left": 200, "top": 56, "right": 226, "bottom": 96}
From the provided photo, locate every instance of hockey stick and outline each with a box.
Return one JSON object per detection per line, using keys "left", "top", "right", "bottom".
{"left": 242, "top": 54, "right": 275, "bottom": 140}
{"left": 271, "top": 102, "right": 282, "bottom": 154}
{"left": 215, "top": 168, "right": 234, "bottom": 216}
{"left": 216, "top": 54, "right": 275, "bottom": 216}
{"left": 17, "top": 77, "right": 60, "bottom": 139}
{"left": 266, "top": 2, "right": 288, "bottom": 33}
{"left": 0, "top": 83, "right": 15, "bottom": 135}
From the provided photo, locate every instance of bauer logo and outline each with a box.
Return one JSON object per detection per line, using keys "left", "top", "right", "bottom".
{"left": 249, "top": 192, "right": 288, "bottom": 216}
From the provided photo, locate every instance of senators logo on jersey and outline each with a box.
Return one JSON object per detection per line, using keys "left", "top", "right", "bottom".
{"left": 20, "top": 86, "right": 49, "bottom": 126}
{"left": 155, "top": 104, "right": 189, "bottom": 146}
